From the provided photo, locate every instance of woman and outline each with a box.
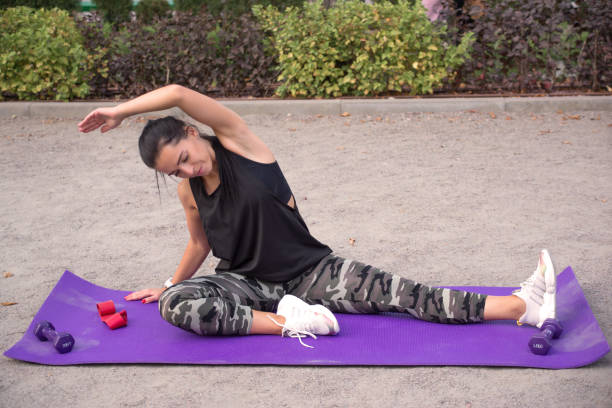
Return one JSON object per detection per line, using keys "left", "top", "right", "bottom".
{"left": 78, "top": 85, "right": 557, "bottom": 347}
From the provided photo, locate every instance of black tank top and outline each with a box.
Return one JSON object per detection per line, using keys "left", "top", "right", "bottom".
{"left": 189, "top": 139, "right": 332, "bottom": 282}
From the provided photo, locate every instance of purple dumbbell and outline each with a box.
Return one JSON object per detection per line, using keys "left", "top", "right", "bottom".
{"left": 34, "top": 321, "right": 75, "bottom": 354}
{"left": 528, "top": 318, "right": 563, "bottom": 355}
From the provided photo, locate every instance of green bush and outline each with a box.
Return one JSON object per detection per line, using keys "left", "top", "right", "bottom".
{"left": 174, "top": 0, "right": 304, "bottom": 16}
{"left": 94, "top": 0, "right": 131, "bottom": 24}
{"left": 135, "top": 0, "right": 170, "bottom": 23}
{"left": 173, "top": 0, "right": 203, "bottom": 14}
{"left": 0, "top": 0, "right": 79, "bottom": 11}
{"left": 254, "top": 0, "right": 473, "bottom": 97}
{"left": 0, "top": 7, "right": 99, "bottom": 100}
{"left": 74, "top": 11, "right": 112, "bottom": 96}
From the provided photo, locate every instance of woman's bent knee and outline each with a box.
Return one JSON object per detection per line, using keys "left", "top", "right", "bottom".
{"left": 158, "top": 285, "right": 252, "bottom": 336}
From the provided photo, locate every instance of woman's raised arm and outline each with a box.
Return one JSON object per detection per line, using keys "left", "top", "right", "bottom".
{"left": 78, "top": 84, "right": 272, "bottom": 161}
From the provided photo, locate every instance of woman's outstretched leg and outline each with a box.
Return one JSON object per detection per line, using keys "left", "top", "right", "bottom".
{"left": 287, "top": 250, "right": 556, "bottom": 326}
{"left": 287, "top": 254, "right": 488, "bottom": 324}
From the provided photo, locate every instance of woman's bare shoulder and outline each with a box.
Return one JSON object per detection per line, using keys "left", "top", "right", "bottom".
{"left": 177, "top": 179, "right": 197, "bottom": 209}
{"left": 216, "top": 125, "right": 276, "bottom": 164}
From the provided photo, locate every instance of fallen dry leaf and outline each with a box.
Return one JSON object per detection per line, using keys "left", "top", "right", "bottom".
{"left": 556, "top": 110, "right": 564, "bottom": 114}
{"left": 467, "top": 109, "right": 477, "bottom": 113}
{"left": 336, "top": 146, "right": 345, "bottom": 151}
{"left": 340, "top": 112, "right": 351, "bottom": 117}
{"left": 562, "top": 140, "right": 572, "bottom": 145}
{"left": 567, "top": 115, "right": 581, "bottom": 120}
{"left": 288, "top": 128, "right": 297, "bottom": 132}
{"left": 375, "top": 117, "right": 382, "bottom": 121}
{"left": 360, "top": 120, "right": 367, "bottom": 123}
{"left": 121, "top": 148, "right": 126, "bottom": 153}
{"left": 4, "top": 272, "right": 14, "bottom": 278}
{"left": 539, "top": 130, "right": 552, "bottom": 134}
{"left": 531, "top": 115, "right": 538, "bottom": 120}
{"left": 344, "top": 122, "right": 351, "bottom": 126}
{"left": 315, "top": 114, "right": 324, "bottom": 118}
{"left": 1, "top": 302, "right": 17, "bottom": 306}
{"left": 348, "top": 238, "right": 356, "bottom": 246}
{"left": 505, "top": 116, "right": 513, "bottom": 120}
{"left": 489, "top": 112, "right": 497, "bottom": 119}
{"left": 601, "top": 199, "right": 608, "bottom": 203}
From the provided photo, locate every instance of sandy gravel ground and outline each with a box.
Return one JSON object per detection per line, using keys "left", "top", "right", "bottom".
{"left": 1, "top": 108, "right": 611, "bottom": 407}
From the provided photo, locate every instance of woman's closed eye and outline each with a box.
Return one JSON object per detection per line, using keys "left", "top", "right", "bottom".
{"left": 170, "top": 153, "right": 189, "bottom": 177}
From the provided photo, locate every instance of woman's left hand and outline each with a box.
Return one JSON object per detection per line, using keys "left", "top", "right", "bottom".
{"left": 78, "top": 107, "right": 125, "bottom": 133}
{"left": 124, "top": 288, "right": 165, "bottom": 304}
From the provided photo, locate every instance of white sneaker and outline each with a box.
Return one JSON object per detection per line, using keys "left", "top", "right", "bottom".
{"left": 513, "top": 249, "right": 556, "bottom": 328}
{"left": 268, "top": 295, "right": 339, "bottom": 348}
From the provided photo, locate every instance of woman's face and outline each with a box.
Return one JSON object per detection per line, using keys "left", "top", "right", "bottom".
{"left": 155, "top": 127, "right": 216, "bottom": 179}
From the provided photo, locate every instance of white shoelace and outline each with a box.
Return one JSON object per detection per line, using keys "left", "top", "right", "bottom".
{"left": 267, "top": 315, "right": 317, "bottom": 348}
{"left": 516, "top": 268, "right": 544, "bottom": 292}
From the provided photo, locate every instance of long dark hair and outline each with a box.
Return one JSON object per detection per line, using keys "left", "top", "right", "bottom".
{"left": 138, "top": 116, "right": 236, "bottom": 200}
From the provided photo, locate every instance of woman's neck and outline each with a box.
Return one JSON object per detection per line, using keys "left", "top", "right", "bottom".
{"left": 202, "top": 143, "right": 220, "bottom": 194}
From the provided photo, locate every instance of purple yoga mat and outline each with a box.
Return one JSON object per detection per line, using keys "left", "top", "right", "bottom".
{"left": 4, "top": 267, "right": 609, "bottom": 368}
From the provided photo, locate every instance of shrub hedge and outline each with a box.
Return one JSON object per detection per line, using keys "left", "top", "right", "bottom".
{"left": 1, "top": 1, "right": 609, "bottom": 100}
{"left": 0, "top": 7, "right": 100, "bottom": 100}
{"left": 74, "top": 11, "right": 112, "bottom": 97}
{"left": 109, "top": 11, "right": 277, "bottom": 97}
{"left": 93, "top": 0, "right": 131, "bottom": 24}
{"left": 440, "top": 0, "right": 611, "bottom": 92}
{"left": 0, "top": 0, "right": 78, "bottom": 11}
{"left": 174, "top": 0, "right": 303, "bottom": 16}
{"left": 134, "top": 0, "right": 170, "bottom": 23}
{"left": 254, "top": 0, "right": 473, "bottom": 97}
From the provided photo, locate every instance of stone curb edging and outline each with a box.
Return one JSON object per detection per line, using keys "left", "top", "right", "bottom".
{"left": 1, "top": 95, "right": 610, "bottom": 119}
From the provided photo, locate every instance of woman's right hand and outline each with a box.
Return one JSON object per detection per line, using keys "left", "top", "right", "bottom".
{"left": 78, "top": 107, "right": 124, "bottom": 133}
{"left": 124, "top": 287, "right": 166, "bottom": 304}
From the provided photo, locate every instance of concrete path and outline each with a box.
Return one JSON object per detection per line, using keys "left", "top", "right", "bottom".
{"left": 1, "top": 98, "right": 610, "bottom": 408}
{"left": 1, "top": 95, "right": 611, "bottom": 119}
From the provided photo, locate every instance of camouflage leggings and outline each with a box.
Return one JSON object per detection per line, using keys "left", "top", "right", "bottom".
{"left": 158, "top": 254, "right": 488, "bottom": 336}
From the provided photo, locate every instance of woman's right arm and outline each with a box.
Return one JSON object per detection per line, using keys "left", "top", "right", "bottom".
{"left": 125, "top": 180, "right": 210, "bottom": 303}
{"left": 169, "top": 179, "right": 211, "bottom": 285}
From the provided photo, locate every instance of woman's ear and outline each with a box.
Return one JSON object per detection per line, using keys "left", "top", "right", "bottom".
{"left": 186, "top": 126, "right": 198, "bottom": 139}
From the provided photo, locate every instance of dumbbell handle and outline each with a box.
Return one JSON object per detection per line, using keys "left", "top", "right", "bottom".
{"left": 40, "top": 326, "right": 58, "bottom": 341}
{"left": 541, "top": 327, "right": 555, "bottom": 339}
{"left": 41, "top": 326, "right": 75, "bottom": 354}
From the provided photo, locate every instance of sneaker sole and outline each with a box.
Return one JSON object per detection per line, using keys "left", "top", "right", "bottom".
{"left": 539, "top": 249, "right": 557, "bottom": 325}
